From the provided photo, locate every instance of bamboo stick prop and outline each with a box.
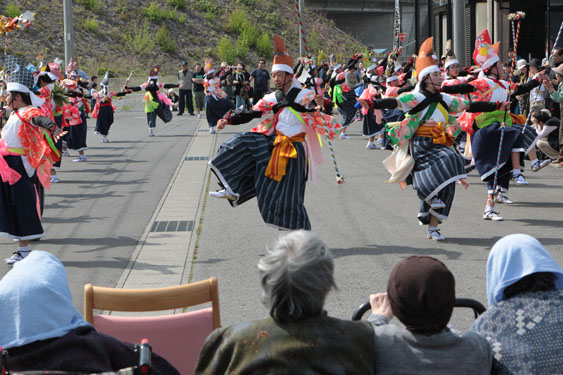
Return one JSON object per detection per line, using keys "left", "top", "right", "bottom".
{"left": 492, "top": 99, "right": 510, "bottom": 197}
{"left": 293, "top": 0, "right": 309, "bottom": 56}
{"left": 550, "top": 20, "right": 563, "bottom": 59}
{"left": 293, "top": 1, "right": 344, "bottom": 184}
{"left": 508, "top": 12, "right": 526, "bottom": 78}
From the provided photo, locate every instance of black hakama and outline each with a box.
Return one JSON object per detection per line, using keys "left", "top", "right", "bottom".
{"left": 94, "top": 103, "right": 114, "bottom": 136}
{"left": 67, "top": 111, "right": 88, "bottom": 151}
{"left": 205, "top": 96, "right": 235, "bottom": 128}
{"left": 0, "top": 155, "right": 44, "bottom": 240}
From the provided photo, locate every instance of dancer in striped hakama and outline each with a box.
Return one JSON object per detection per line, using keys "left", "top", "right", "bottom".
{"left": 209, "top": 35, "right": 341, "bottom": 230}
{"left": 359, "top": 38, "right": 509, "bottom": 241}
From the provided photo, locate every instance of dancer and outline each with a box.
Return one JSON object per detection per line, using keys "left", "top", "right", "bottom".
{"left": 359, "top": 38, "right": 509, "bottom": 240}
{"left": 203, "top": 59, "right": 234, "bottom": 134}
{"left": 209, "top": 35, "right": 341, "bottom": 230}
{"left": 61, "top": 74, "right": 88, "bottom": 162}
{"left": 459, "top": 30, "right": 548, "bottom": 219}
{"left": 92, "top": 72, "right": 126, "bottom": 143}
{"left": 0, "top": 56, "right": 64, "bottom": 264}
{"left": 333, "top": 56, "right": 361, "bottom": 139}
{"left": 124, "top": 66, "right": 176, "bottom": 137}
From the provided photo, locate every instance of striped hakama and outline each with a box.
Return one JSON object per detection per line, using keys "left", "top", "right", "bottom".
{"left": 0, "top": 155, "right": 44, "bottom": 240}
{"left": 471, "top": 122, "right": 524, "bottom": 188}
{"left": 209, "top": 132, "right": 310, "bottom": 230}
{"left": 411, "top": 136, "right": 467, "bottom": 224}
{"left": 337, "top": 91, "right": 358, "bottom": 128}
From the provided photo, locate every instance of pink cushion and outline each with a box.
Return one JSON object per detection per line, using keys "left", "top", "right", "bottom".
{"left": 94, "top": 308, "right": 214, "bottom": 375}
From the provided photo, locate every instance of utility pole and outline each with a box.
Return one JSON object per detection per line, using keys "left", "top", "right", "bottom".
{"left": 494, "top": 0, "right": 500, "bottom": 42}
{"left": 298, "top": 0, "right": 304, "bottom": 57}
{"left": 452, "top": 0, "right": 465, "bottom": 65}
{"left": 427, "top": 0, "right": 432, "bottom": 40}
{"left": 63, "top": 0, "right": 74, "bottom": 67}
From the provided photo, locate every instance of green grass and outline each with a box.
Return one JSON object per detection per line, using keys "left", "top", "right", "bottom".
{"left": 76, "top": 0, "right": 104, "bottom": 13}
{"left": 125, "top": 20, "right": 155, "bottom": 54}
{"left": 4, "top": 2, "right": 21, "bottom": 18}
{"left": 144, "top": 2, "right": 176, "bottom": 22}
{"left": 169, "top": 0, "right": 187, "bottom": 10}
{"left": 156, "top": 26, "right": 177, "bottom": 53}
{"left": 83, "top": 17, "right": 99, "bottom": 33}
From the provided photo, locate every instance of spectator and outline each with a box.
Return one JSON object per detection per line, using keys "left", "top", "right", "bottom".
{"left": 529, "top": 58, "right": 548, "bottom": 111}
{"left": 218, "top": 62, "right": 234, "bottom": 100}
{"left": 471, "top": 234, "right": 563, "bottom": 374}
{"left": 195, "top": 230, "right": 376, "bottom": 375}
{"left": 369, "top": 255, "right": 492, "bottom": 375}
{"left": 232, "top": 62, "right": 250, "bottom": 110}
{"left": 530, "top": 109, "right": 560, "bottom": 161}
{"left": 177, "top": 60, "right": 194, "bottom": 116}
{"left": 0, "top": 251, "right": 179, "bottom": 374}
{"left": 542, "top": 63, "right": 563, "bottom": 165}
{"left": 250, "top": 58, "right": 270, "bottom": 104}
{"left": 546, "top": 47, "right": 563, "bottom": 118}
{"left": 167, "top": 88, "right": 179, "bottom": 112}
{"left": 192, "top": 63, "right": 206, "bottom": 119}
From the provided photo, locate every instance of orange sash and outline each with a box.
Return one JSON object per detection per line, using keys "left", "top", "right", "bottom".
{"left": 415, "top": 122, "right": 455, "bottom": 146}
{"left": 265, "top": 132, "right": 306, "bottom": 181}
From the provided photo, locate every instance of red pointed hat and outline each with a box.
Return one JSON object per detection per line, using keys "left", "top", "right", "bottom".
{"left": 473, "top": 30, "right": 499, "bottom": 70}
{"left": 272, "top": 35, "right": 293, "bottom": 74}
{"left": 204, "top": 58, "right": 215, "bottom": 76}
{"left": 415, "top": 37, "right": 440, "bottom": 82}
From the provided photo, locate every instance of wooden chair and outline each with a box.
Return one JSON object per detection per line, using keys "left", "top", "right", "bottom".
{"left": 84, "top": 277, "right": 220, "bottom": 375}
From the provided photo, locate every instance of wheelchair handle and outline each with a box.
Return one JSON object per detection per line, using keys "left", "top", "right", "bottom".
{"left": 351, "top": 297, "right": 486, "bottom": 321}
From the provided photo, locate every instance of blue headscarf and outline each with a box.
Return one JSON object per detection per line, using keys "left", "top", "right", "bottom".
{"left": 0, "top": 251, "right": 90, "bottom": 349}
{"left": 487, "top": 234, "right": 563, "bottom": 306}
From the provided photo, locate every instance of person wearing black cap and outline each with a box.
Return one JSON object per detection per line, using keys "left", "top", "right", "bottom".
{"left": 368, "top": 256, "right": 492, "bottom": 374}
{"left": 178, "top": 61, "right": 194, "bottom": 116}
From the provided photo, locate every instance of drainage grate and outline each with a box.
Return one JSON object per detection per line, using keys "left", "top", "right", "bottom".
{"left": 150, "top": 220, "right": 194, "bottom": 232}
{"left": 185, "top": 156, "right": 209, "bottom": 161}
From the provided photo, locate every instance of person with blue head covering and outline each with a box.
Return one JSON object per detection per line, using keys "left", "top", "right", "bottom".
{"left": 0, "top": 251, "right": 179, "bottom": 374}
{"left": 471, "top": 234, "right": 563, "bottom": 374}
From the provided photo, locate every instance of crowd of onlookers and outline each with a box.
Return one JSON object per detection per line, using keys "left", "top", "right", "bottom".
{"left": 1, "top": 230, "right": 562, "bottom": 374}
{"left": 167, "top": 58, "right": 271, "bottom": 118}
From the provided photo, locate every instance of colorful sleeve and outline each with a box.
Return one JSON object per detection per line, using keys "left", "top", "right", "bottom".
{"left": 470, "top": 79, "right": 490, "bottom": 101}
{"left": 251, "top": 98, "right": 275, "bottom": 115}
{"left": 299, "top": 90, "right": 316, "bottom": 107}
{"left": 397, "top": 92, "right": 418, "bottom": 112}
{"left": 444, "top": 94, "right": 469, "bottom": 114}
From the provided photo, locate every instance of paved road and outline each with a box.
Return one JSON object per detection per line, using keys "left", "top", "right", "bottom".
{"left": 2, "top": 107, "right": 562, "bottom": 333}
{"left": 0, "top": 107, "right": 200, "bottom": 309}
{"left": 192, "top": 120, "right": 563, "bottom": 331}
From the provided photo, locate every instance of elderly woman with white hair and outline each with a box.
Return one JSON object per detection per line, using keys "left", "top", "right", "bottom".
{"left": 195, "top": 230, "right": 376, "bottom": 375}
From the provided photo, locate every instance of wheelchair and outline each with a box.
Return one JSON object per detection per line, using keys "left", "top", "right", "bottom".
{"left": 1, "top": 339, "right": 153, "bottom": 375}
{"left": 352, "top": 297, "right": 486, "bottom": 321}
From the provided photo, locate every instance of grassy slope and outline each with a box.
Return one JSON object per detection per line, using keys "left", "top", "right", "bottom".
{"left": 4, "top": 0, "right": 366, "bottom": 77}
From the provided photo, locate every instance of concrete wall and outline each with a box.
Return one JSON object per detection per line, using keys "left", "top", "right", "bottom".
{"left": 306, "top": 0, "right": 429, "bottom": 57}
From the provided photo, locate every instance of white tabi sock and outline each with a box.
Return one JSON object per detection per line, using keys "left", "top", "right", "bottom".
{"left": 485, "top": 205, "right": 494, "bottom": 213}
{"left": 531, "top": 159, "right": 539, "bottom": 166}
{"left": 18, "top": 245, "right": 31, "bottom": 253}
{"left": 428, "top": 226, "right": 437, "bottom": 232}
{"left": 512, "top": 169, "right": 521, "bottom": 176}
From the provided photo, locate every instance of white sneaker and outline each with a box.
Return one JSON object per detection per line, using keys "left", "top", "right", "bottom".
{"left": 513, "top": 173, "right": 528, "bottom": 185}
{"left": 209, "top": 127, "right": 217, "bottom": 134}
{"left": 339, "top": 133, "right": 350, "bottom": 140}
{"left": 197, "top": 114, "right": 201, "bottom": 119}
{"left": 73, "top": 156, "right": 87, "bottom": 162}
{"left": 209, "top": 189, "right": 236, "bottom": 200}
{"left": 102, "top": 137, "right": 109, "bottom": 143}
{"left": 427, "top": 230, "right": 445, "bottom": 241}
{"left": 430, "top": 197, "right": 446, "bottom": 209}
{"left": 483, "top": 211, "right": 504, "bottom": 221}
{"left": 5, "top": 250, "right": 30, "bottom": 265}
{"left": 366, "top": 142, "right": 377, "bottom": 149}
{"left": 531, "top": 159, "right": 551, "bottom": 172}
{"left": 495, "top": 193, "right": 512, "bottom": 204}
{"left": 62, "top": 151, "right": 70, "bottom": 157}
{"left": 50, "top": 175, "right": 60, "bottom": 183}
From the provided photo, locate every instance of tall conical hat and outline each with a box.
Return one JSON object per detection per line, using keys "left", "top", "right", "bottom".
{"left": 204, "top": 58, "right": 215, "bottom": 76}
{"left": 101, "top": 71, "right": 109, "bottom": 87}
{"left": 493, "top": 42, "right": 500, "bottom": 56}
{"left": 272, "top": 35, "right": 293, "bottom": 74}
{"left": 2, "top": 55, "right": 34, "bottom": 93}
{"left": 473, "top": 30, "right": 499, "bottom": 70}
{"left": 149, "top": 65, "right": 160, "bottom": 79}
{"left": 415, "top": 37, "right": 440, "bottom": 82}
{"left": 66, "top": 58, "right": 78, "bottom": 74}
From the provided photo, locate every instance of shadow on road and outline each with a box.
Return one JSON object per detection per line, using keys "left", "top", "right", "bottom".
{"left": 330, "top": 244, "right": 463, "bottom": 260}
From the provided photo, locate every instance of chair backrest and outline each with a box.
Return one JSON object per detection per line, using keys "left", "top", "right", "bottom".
{"left": 84, "top": 278, "right": 220, "bottom": 375}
